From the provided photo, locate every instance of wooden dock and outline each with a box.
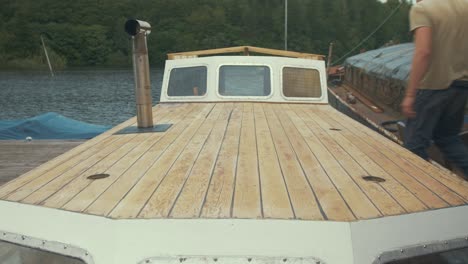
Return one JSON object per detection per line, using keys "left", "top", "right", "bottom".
{"left": 0, "top": 140, "right": 84, "bottom": 186}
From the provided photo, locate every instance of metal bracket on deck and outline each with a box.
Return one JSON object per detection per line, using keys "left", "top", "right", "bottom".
{"left": 115, "top": 124, "right": 172, "bottom": 135}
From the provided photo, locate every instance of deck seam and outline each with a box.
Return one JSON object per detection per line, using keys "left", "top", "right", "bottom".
{"left": 253, "top": 104, "right": 265, "bottom": 219}
{"left": 39, "top": 134, "right": 141, "bottom": 206}
{"left": 230, "top": 104, "right": 244, "bottom": 218}
{"left": 1, "top": 135, "right": 121, "bottom": 200}
{"left": 106, "top": 104, "right": 213, "bottom": 217}
{"left": 305, "top": 106, "right": 406, "bottom": 215}
{"left": 167, "top": 104, "right": 228, "bottom": 217}
{"left": 78, "top": 103, "right": 198, "bottom": 214}
{"left": 135, "top": 104, "right": 218, "bottom": 218}
{"left": 320, "top": 106, "right": 459, "bottom": 207}
{"left": 59, "top": 134, "right": 152, "bottom": 209}
{"left": 274, "top": 104, "right": 325, "bottom": 220}
{"left": 18, "top": 135, "right": 137, "bottom": 204}
{"left": 290, "top": 105, "right": 359, "bottom": 219}
{"left": 0, "top": 116, "right": 138, "bottom": 199}
{"left": 198, "top": 107, "right": 234, "bottom": 218}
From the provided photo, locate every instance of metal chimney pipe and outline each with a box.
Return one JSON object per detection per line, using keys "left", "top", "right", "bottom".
{"left": 125, "top": 19, "right": 153, "bottom": 128}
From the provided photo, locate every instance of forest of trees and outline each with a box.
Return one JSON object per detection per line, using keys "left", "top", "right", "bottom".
{"left": 0, "top": 0, "right": 412, "bottom": 70}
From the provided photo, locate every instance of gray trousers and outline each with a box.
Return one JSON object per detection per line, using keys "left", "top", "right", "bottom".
{"left": 404, "top": 81, "right": 468, "bottom": 178}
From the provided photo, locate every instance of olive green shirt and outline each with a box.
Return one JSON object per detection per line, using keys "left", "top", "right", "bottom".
{"left": 409, "top": 0, "right": 468, "bottom": 89}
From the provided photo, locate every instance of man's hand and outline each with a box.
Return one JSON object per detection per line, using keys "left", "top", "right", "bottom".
{"left": 401, "top": 95, "right": 416, "bottom": 118}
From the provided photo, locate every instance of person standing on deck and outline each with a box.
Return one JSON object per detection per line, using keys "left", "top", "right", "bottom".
{"left": 401, "top": 0, "right": 468, "bottom": 180}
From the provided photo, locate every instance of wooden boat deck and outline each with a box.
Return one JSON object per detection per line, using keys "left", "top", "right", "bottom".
{"left": 0, "top": 102, "right": 467, "bottom": 221}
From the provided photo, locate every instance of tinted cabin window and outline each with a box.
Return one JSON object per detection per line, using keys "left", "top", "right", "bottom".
{"left": 219, "top": 66, "right": 271, "bottom": 96}
{"left": 283, "top": 67, "right": 322, "bottom": 98}
{"left": 168, "top": 66, "right": 207, "bottom": 96}
{"left": 385, "top": 247, "right": 468, "bottom": 264}
{"left": 0, "top": 240, "right": 86, "bottom": 263}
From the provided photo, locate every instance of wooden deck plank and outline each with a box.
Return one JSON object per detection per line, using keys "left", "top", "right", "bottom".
{"left": 0, "top": 102, "right": 154, "bottom": 198}
{"left": 15, "top": 105, "right": 178, "bottom": 204}
{"left": 85, "top": 104, "right": 203, "bottom": 216}
{"left": 232, "top": 103, "right": 262, "bottom": 219}
{"left": 7, "top": 135, "right": 133, "bottom": 203}
{"left": 169, "top": 104, "right": 234, "bottom": 218}
{"left": 200, "top": 105, "right": 243, "bottom": 218}
{"left": 263, "top": 104, "right": 323, "bottom": 220}
{"left": 320, "top": 105, "right": 468, "bottom": 203}
{"left": 138, "top": 103, "right": 225, "bottom": 218}
{"left": 43, "top": 134, "right": 151, "bottom": 208}
{"left": 2, "top": 102, "right": 465, "bottom": 221}
{"left": 303, "top": 105, "right": 424, "bottom": 214}
{"left": 290, "top": 105, "right": 381, "bottom": 220}
{"left": 251, "top": 104, "right": 294, "bottom": 219}
{"left": 275, "top": 105, "right": 355, "bottom": 221}
{"left": 60, "top": 104, "right": 196, "bottom": 212}
{"left": 108, "top": 104, "right": 216, "bottom": 218}
{"left": 313, "top": 105, "right": 464, "bottom": 208}
{"left": 1, "top": 105, "right": 174, "bottom": 202}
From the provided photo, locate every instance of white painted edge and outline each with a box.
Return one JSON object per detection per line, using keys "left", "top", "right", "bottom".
{"left": 1, "top": 200, "right": 467, "bottom": 264}
{"left": 0, "top": 201, "right": 351, "bottom": 264}
{"left": 350, "top": 205, "right": 468, "bottom": 263}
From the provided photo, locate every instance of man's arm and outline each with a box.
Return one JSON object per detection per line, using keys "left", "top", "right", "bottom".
{"left": 401, "top": 26, "right": 432, "bottom": 118}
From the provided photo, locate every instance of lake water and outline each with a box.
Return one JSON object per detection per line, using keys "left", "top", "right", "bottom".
{"left": 0, "top": 70, "right": 163, "bottom": 126}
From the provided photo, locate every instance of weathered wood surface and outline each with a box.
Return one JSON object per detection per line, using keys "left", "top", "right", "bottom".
{"left": 1, "top": 103, "right": 467, "bottom": 221}
{"left": 0, "top": 140, "right": 84, "bottom": 186}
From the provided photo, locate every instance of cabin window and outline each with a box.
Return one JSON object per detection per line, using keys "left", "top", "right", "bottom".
{"left": 282, "top": 67, "right": 322, "bottom": 98}
{"left": 383, "top": 247, "right": 468, "bottom": 264}
{"left": 168, "top": 66, "right": 207, "bottom": 97}
{"left": 218, "top": 66, "right": 271, "bottom": 96}
{"left": 0, "top": 240, "right": 86, "bottom": 263}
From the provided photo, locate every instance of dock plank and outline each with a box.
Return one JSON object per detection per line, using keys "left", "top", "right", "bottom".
{"left": 0, "top": 141, "right": 83, "bottom": 187}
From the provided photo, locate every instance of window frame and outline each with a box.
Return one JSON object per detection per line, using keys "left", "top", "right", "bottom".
{"left": 280, "top": 65, "right": 325, "bottom": 101}
{"left": 0, "top": 231, "right": 92, "bottom": 264}
{"left": 216, "top": 63, "right": 274, "bottom": 100}
{"left": 165, "top": 65, "right": 210, "bottom": 100}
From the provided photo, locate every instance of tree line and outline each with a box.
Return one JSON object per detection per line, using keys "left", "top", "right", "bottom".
{"left": 0, "top": 0, "right": 412, "bottom": 70}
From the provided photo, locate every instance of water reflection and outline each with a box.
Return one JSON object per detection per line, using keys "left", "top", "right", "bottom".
{"left": 0, "top": 69, "right": 163, "bottom": 126}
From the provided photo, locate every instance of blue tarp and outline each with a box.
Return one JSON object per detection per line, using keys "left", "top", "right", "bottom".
{"left": 0, "top": 112, "right": 110, "bottom": 140}
{"left": 345, "top": 43, "right": 414, "bottom": 82}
